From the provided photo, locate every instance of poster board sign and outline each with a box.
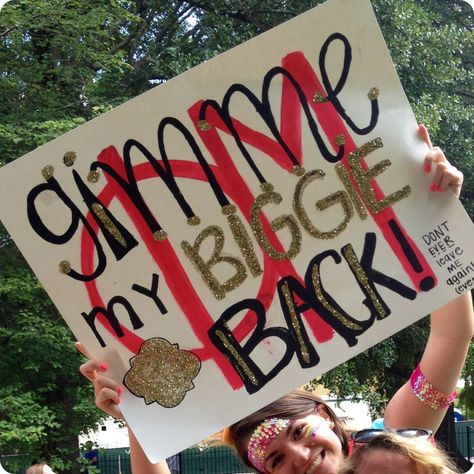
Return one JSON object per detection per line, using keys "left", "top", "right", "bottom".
{"left": 0, "top": 0, "right": 473, "bottom": 462}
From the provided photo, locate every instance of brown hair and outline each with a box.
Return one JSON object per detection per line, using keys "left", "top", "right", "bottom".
{"left": 338, "top": 432, "right": 460, "bottom": 474}
{"left": 228, "top": 388, "right": 349, "bottom": 471}
{"left": 25, "top": 464, "right": 46, "bottom": 474}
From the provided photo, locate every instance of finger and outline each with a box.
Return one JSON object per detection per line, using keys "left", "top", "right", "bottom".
{"left": 79, "top": 359, "right": 108, "bottom": 382}
{"left": 430, "top": 161, "right": 462, "bottom": 195}
{"left": 96, "top": 374, "right": 120, "bottom": 392}
{"left": 97, "top": 386, "right": 121, "bottom": 406}
{"left": 75, "top": 341, "right": 92, "bottom": 360}
{"left": 79, "top": 360, "right": 98, "bottom": 382}
{"left": 430, "top": 161, "right": 449, "bottom": 192}
{"left": 440, "top": 168, "right": 463, "bottom": 198}
{"left": 424, "top": 152, "right": 434, "bottom": 174}
{"left": 418, "top": 124, "right": 433, "bottom": 150}
{"left": 96, "top": 386, "right": 124, "bottom": 420}
{"left": 424, "top": 147, "right": 446, "bottom": 174}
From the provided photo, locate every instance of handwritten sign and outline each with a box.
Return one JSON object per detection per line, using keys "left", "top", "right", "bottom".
{"left": 0, "top": 0, "right": 472, "bottom": 462}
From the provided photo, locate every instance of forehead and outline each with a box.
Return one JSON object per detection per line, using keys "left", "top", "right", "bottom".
{"left": 358, "top": 449, "right": 423, "bottom": 474}
{"left": 265, "top": 413, "right": 323, "bottom": 448}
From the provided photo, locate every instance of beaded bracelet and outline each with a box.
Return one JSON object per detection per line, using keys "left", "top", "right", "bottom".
{"left": 410, "top": 364, "right": 457, "bottom": 410}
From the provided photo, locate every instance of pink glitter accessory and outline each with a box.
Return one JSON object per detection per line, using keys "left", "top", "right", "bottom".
{"left": 248, "top": 418, "right": 290, "bottom": 473}
{"left": 410, "top": 364, "right": 457, "bottom": 410}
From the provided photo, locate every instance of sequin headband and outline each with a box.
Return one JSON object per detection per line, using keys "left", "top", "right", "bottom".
{"left": 247, "top": 418, "right": 290, "bottom": 473}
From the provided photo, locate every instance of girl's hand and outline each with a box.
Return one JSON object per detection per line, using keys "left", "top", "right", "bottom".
{"left": 419, "top": 124, "right": 463, "bottom": 198}
{"left": 76, "top": 342, "right": 124, "bottom": 420}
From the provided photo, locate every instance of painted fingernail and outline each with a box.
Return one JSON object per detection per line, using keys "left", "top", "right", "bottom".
{"left": 117, "top": 386, "right": 123, "bottom": 395}
{"left": 424, "top": 162, "right": 430, "bottom": 173}
{"left": 437, "top": 184, "right": 443, "bottom": 192}
{"left": 429, "top": 182, "right": 437, "bottom": 192}
{"left": 99, "top": 363, "right": 108, "bottom": 372}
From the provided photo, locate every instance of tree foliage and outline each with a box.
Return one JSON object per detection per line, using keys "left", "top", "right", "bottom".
{"left": 459, "top": 342, "right": 474, "bottom": 418}
{"left": 0, "top": 241, "right": 103, "bottom": 472}
{"left": 315, "top": 318, "right": 431, "bottom": 416}
{"left": 0, "top": 0, "right": 472, "bottom": 471}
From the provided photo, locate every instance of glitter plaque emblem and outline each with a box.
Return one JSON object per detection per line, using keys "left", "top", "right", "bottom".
{"left": 124, "top": 337, "right": 201, "bottom": 408}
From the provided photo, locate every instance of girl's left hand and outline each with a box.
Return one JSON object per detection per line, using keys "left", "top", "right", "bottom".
{"left": 419, "top": 124, "right": 463, "bottom": 198}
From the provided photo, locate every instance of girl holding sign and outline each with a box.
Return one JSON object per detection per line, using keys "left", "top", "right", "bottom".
{"left": 224, "top": 299, "right": 472, "bottom": 474}
{"left": 77, "top": 126, "right": 473, "bottom": 474}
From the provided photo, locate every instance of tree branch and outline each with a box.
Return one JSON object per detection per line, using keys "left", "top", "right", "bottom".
{"left": 456, "top": 90, "right": 474, "bottom": 101}
{"left": 182, "top": 0, "right": 255, "bottom": 24}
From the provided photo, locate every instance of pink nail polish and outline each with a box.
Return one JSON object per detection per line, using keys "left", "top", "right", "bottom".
{"left": 99, "top": 363, "right": 108, "bottom": 372}
{"left": 424, "top": 162, "right": 430, "bottom": 173}
{"left": 437, "top": 184, "right": 443, "bottom": 192}
{"left": 429, "top": 182, "right": 437, "bottom": 192}
{"left": 117, "top": 386, "right": 123, "bottom": 395}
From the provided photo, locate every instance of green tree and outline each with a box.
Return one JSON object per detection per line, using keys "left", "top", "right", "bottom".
{"left": 0, "top": 239, "right": 103, "bottom": 472}
{"left": 315, "top": 319, "right": 430, "bottom": 416}
{"left": 0, "top": 0, "right": 472, "bottom": 471}
{"left": 459, "top": 343, "right": 474, "bottom": 418}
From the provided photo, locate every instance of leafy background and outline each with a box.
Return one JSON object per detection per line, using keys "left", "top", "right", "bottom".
{"left": 0, "top": 1, "right": 472, "bottom": 472}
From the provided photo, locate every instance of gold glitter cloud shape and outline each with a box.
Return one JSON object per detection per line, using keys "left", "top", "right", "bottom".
{"left": 124, "top": 337, "right": 201, "bottom": 408}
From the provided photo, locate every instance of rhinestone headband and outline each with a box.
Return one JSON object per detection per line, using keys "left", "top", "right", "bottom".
{"left": 247, "top": 418, "right": 290, "bottom": 473}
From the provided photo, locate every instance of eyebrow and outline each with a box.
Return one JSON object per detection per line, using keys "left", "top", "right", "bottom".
{"left": 264, "top": 423, "right": 294, "bottom": 470}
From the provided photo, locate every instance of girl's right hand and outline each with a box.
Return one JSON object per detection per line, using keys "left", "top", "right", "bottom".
{"left": 76, "top": 341, "right": 124, "bottom": 420}
{"left": 77, "top": 343, "right": 172, "bottom": 474}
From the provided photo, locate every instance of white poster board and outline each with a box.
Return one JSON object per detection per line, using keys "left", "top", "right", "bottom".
{"left": 0, "top": 0, "right": 473, "bottom": 462}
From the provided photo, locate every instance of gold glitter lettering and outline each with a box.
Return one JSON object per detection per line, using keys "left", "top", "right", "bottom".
{"left": 59, "top": 260, "right": 71, "bottom": 274}
{"left": 311, "top": 263, "right": 363, "bottom": 331}
{"left": 63, "top": 151, "right": 77, "bottom": 167}
{"left": 291, "top": 165, "right": 306, "bottom": 176}
{"left": 368, "top": 87, "right": 379, "bottom": 100}
{"left": 222, "top": 204, "right": 237, "bottom": 216}
{"left": 87, "top": 170, "right": 100, "bottom": 183}
{"left": 226, "top": 212, "right": 262, "bottom": 277}
{"left": 92, "top": 203, "right": 127, "bottom": 248}
{"left": 250, "top": 191, "right": 301, "bottom": 260}
{"left": 124, "top": 337, "right": 201, "bottom": 407}
{"left": 293, "top": 170, "right": 353, "bottom": 240}
{"left": 347, "top": 138, "right": 411, "bottom": 214}
{"left": 42, "top": 165, "right": 54, "bottom": 181}
{"left": 153, "top": 230, "right": 167, "bottom": 241}
{"left": 335, "top": 134, "right": 345, "bottom": 146}
{"left": 187, "top": 216, "right": 201, "bottom": 226}
{"left": 198, "top": 119, "right": 211, "bottom": 131}
{"left": 181, "top": 225, "right": 247, "bottom": 300}
{"left": 280, "top": 281, "right": 310, "bottom": 363}
{"left": 335, "top": 163, "right": 368, "bottom": 220}
{"left": 260, "top": 182, "right": 274, "bottom": 192}
{"left": 313, "top": 92, "right": 327, "bottom": 103}
{"left": 341, "top": 244, "right": 387, "bottom": 319}
{"left": 215, "top": 329, "right": 259, "bottom": 386}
